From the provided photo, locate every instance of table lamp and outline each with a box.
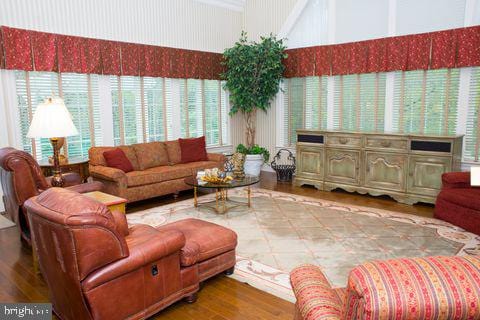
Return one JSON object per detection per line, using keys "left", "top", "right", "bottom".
{"left": 27, "top": 97, "right": 78, "bottom": 187}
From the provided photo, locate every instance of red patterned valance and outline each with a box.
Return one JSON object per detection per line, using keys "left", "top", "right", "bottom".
{"left": 284, "top": 25, "right": 480, "bottom": 77}
{"left": 0, "top": 26, "right": 224, "bottom": 80}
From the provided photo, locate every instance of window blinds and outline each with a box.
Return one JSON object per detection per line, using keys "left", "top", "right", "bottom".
{"left": 465, "top": 67, "right": 480, "bottom": 161}
{"left": 283, "top": 76, "right": 327, "bottom": 146}
{"left": 333, "top": 73, "right": 386, "bottom": 132}
{"left": 112, "top": 76, "right": 228, "bottom": 146}
{"left": 392, "top": 69, "right": 459, "bottom": 135}
{"left": 15, "top": 71, "right": 100, "bottom": 160}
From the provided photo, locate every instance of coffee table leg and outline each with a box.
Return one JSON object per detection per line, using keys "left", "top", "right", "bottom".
{"left": 194, "top": 186, "right": 198, "bottom": 207}
{"left": 247, "top": 186, "right": 251, "bottom": 207}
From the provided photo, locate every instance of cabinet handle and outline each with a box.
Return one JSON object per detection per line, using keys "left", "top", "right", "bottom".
{"left": 339, "top": 137, "right": 348, "bottom": 144}
{"left": 380, "top": 141, "right": 392, "bottom": 147}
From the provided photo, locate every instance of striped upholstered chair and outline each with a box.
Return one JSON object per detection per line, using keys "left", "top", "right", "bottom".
{"left": 290, "top": 256, "right": 480, "bottom": 320}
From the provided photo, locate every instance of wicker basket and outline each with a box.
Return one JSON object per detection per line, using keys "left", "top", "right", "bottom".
{"left": 270, "top": 149, "right": 296, "bottom": 182}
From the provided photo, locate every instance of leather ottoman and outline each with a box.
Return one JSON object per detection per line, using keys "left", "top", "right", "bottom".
{"left": 156, "top": 218, "right": 238, "bottom": 281}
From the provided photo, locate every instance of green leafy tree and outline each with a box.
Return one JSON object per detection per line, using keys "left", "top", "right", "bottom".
{"left": 223, "top": 32, "right": 286, "bottom": 148}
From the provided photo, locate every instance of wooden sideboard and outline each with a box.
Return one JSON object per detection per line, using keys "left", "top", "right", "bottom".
{"left": 294, "top": 130, "right": 463, "bottom": 205}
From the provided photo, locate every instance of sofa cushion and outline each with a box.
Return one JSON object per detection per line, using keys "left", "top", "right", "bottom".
{"left": 438, "top": 188, "right": 480, "bottom": 211}
{"left": 164, "top": 140, "right": 182, "bottom": 165}
{"left": 132, "top": 142, "right": 169, "bottom": 170}
{"left": 344, "top": 256, "right": 480, "bottom": 319}
{"left": 155, "top": 218, "right": 237, "bottom": 267}
{"left": 179, "top": 136, "right": 208, "bottom": 163}
{"left": 89, "top": 146, "right": 140, "bottom": 171}
{"left": 125, "top": 166, "right": 191, "bottom": 187}
{"left": 103, "top": 148, "right": 134, "bottom": 173}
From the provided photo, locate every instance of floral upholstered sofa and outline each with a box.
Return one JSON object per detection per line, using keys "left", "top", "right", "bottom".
{"left": 290, "top": 256, "right": 480, "bottom": 320}
{"left": 89, "top": 139, "right": 225, "bottom": 203}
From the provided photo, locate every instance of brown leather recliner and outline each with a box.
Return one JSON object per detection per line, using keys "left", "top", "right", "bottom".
{"left": 25, "top": 188, "right": 200, "bottom": 320}
{"left": 0, "top": 147, "right": 103, "bottom": 244}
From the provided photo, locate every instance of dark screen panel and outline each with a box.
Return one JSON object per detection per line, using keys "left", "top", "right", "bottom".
{"left": 411, "top": 140, "right": 451, "bottom": 153}
{"left": 298, "top": 135, "right": 324, "bottom": 144}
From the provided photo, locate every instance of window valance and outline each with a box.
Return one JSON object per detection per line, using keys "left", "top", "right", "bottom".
{"left": 283, "top": 25, "right": 480, "bottom": 77}
{"left": 0, "top": 26, "right": 224, "bottom": 80}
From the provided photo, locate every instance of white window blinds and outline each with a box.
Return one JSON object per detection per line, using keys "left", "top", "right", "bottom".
{"left": 333, "top": 73, "right": 386, "bottom": 132}
{"left": 112, "top": 76, "right": 228, "bottom": 146}
{"left": 392, "top": 69, "right": 459, "bottom": 135}
{"left": 283, "top": 76, "right": 328, "bottom": 145}
{"left": 15, "top": 71, "right": 101, "bottom": 160}
{"left": 465, "top": 67, "right": 480, "bottom": 161}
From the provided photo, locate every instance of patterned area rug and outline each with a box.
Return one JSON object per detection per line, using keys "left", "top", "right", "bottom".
{"left": 0, "top": 214, "right": 15, "bottom": 230}
{"left": 127, "top": 188, "right": 480, "bottom": 302}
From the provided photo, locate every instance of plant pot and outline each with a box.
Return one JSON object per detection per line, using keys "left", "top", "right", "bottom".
{"left": 244, "top": 154, "right": 264, "bottom": 177}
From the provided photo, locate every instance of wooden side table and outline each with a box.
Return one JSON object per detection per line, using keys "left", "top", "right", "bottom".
{"left": 38, "top": 157, "right": 90, "bottom": 183}
{"left": 83, "top": 191, "right": 127, "bottom": 214}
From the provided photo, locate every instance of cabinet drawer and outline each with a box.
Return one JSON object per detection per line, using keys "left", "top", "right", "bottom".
{"left": 365, "top": 137, "right": 408, "bottom": 151}
{"left": 326, "top": 135, "right": 362, "bottom": 148}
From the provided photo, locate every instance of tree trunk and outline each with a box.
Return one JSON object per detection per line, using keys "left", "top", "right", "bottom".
{"left": 244, "top": 110, "right": 256, "bottom": 148}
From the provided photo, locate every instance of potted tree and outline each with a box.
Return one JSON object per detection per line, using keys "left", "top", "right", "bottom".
{"left": 223, "top": 32, "right": 286, "bottom": 176}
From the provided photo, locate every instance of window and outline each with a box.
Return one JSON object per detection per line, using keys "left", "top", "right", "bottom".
{"left": 112, "top": 77, "right": 229, "bottom": 146}
{"left": 465, "top": 67, "right": 480, "bottom": 162}
{"left": 16, "top": 71, "right": 101, "bottom": 160}
{"left": 393, "top": 69, "right": 459, "bottom": 135}
{"left": 143, "top": 77, "right": 166, "bottom": 142}
{"left": 333, "top": 73, "right": 386, "bottom": 132}
{"left": 111, "top": 76, "right": 143, "bottom": 146}
{"left": 283, "top": 76, "right": 328, "bottom": 145}
{"left": 180, "top": 79, "right": 204, "bottom": 139}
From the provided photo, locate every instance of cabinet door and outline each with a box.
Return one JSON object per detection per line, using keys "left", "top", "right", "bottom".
{"left": 365, "top": 152, "right": 407, "bottom": 192}
{"left": 325, "top": 149, "right": 360, "bottom": 185}
{"left": 296, "top": 146, "right": 324, "bottom": 180}
{"left": 407, "top": 156, "right": 451, "bottom": 196}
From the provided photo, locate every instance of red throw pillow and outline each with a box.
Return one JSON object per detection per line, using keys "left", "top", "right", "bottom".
{"left": 103, "top": 148, "right": 134, "bottom": 173}
{"left": 179, "top": 136, "right": 208, "bottom": 163}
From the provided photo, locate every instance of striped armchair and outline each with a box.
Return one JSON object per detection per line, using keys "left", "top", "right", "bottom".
{"left": 290, "top": 256, "right": 480, "bottom": 320}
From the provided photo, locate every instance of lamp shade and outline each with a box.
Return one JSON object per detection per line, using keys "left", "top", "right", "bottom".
{"left": 27, "top": 97, "right": 79, "bottom": 138}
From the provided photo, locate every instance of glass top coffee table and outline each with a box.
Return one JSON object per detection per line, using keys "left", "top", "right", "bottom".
{"left": 184, "top": 175, "right": 260, "bottom": 214}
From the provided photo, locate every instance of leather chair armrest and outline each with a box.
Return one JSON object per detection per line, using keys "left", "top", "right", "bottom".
{"left": 290, "top": 265, "right": 343, "bottom": 320}
{"left": 90, "top": 166, "right": 127, "bottom": 183}
{"left": 66, "top": 181, "right": 104, "bottom": 194}
{"left": 207, "top": 153, "right": 226, "bottom": 163}
{"left": 442, "top": 172, "right": 471, "bottom": 189}
{"left": 82, "top": 226, "right": 185, "bottom": 292}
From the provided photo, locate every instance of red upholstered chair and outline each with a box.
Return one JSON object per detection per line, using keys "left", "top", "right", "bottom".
{"left": 290, "top": 256, "right": 480, "bottom": 320}
{"left": 0, "top": 147, "right": 103, "bottom": 244}
{"left": 434, "top": 171, "right": 480, "bottom": 235}
{"left": 24, "top": 188, "right": 198, "bottom": 320}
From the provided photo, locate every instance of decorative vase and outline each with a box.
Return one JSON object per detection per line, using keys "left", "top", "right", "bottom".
{"left": 232, "top": 153, "right": 246, "bottom": 179}
{"left": 244, "top": 154, "right": 263, "bottom": 177}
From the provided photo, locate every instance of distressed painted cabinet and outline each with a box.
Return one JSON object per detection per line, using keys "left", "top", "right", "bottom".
{"left": 294, "top": 130, "right": 463, "bottom": 205}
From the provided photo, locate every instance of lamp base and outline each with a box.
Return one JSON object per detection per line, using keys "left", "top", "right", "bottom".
{"left": 50, "top": 137, "right": 65, "bottom": 187}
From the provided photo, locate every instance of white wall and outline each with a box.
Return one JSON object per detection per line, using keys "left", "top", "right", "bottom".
{"left": 0, "top": 0, "right": 243, "bottom": 52}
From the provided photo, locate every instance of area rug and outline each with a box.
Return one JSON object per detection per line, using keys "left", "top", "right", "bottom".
{"left": 127, "top": 188, "right": 480, "bottom": 302}
{"left": 0, "top": 214, "right": 15, "bottom": 230}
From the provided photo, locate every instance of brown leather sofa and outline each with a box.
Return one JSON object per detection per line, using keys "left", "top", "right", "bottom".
{"left": 0, "top": 147, "right": 103, "bottom": 244}
{"left": 25, "top": 187, "right": 237, "bottom": 320}
{"left": 89, "top": 140, "right": 225, "bottom": 203}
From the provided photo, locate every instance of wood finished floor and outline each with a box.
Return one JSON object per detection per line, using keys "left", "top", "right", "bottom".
{"left": 0, "top": 172, "right": 434, "bottom": 319}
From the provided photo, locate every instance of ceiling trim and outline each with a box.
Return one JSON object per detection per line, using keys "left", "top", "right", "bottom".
{"left": 192, "top": 0, "right": 245, "bottom": 12}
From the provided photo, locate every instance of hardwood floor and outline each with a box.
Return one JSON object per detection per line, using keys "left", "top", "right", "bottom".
{"left": 0, "top": 172, "right": 434, "bottom": 319}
